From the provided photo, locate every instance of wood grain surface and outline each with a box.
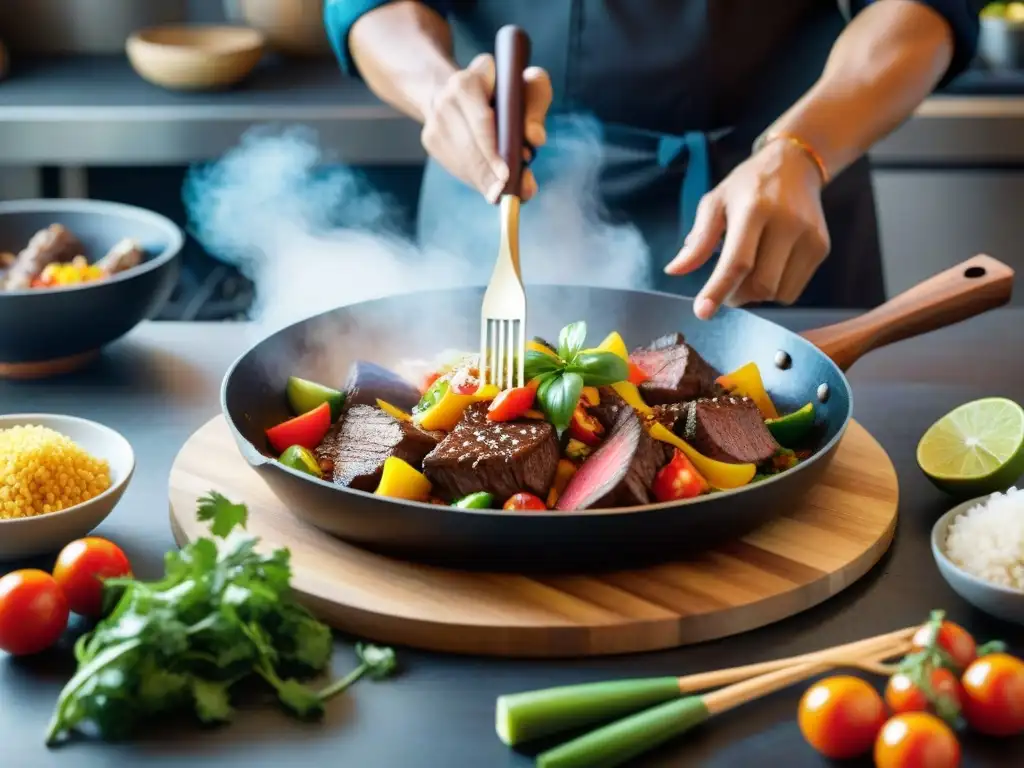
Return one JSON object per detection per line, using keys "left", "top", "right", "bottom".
{"left": 168, "top": 415, "right": 899, "bottom": 658}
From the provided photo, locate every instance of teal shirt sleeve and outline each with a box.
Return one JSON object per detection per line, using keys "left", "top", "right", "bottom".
{"left": 324, "top": 0, "right": 452, "bottom": 78}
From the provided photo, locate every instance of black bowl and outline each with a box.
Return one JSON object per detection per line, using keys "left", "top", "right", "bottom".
{"left": 0, "top": 199, "right": 183, "bottom": 373}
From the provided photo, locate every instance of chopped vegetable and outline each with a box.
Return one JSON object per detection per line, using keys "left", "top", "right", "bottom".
{"left": 377, "top": 398, "right": 411, "bottom": 421}
{"left": 45, "top": 492, "right": 397, "bottom": 746}
{"left": 420, "top": 371, "right": 442, "bottom": 394}
{"left": 266, "top": 402, "right": 332, "bottom": 454}
{"left": 609, "top": 381, "right": 653, "bottom": 417}
{"left": 580, "top": 386, "right": 600, "bottom": 406}
{"left": 586, "top": 330, "right": 628, "bottom": 361}
{"left": 527, "top": 339, "right": 559, "bottom": 358}
{"left": 568, "top": 405, "right": 604, "bottom": 447}
{"left": 374, "top": 457, "right": 432, "bottom": 502}
{"left": 413, "top": 383, "right": 499, "bottom": 431}
{"left": 449, "top": 366, "right": 481, "bottom": 395}
{"left": 487, "top": 385, "right": 537, "bottom": 422}
{"left": 651, "top": 450, "right": 707, "bottom": 502}
{"left": 32, "top": 256, "right": 107, "bottom": 288}
{"left": 716, "top": 362, "right": 779, "bottom": 419}
{"left": 546, "top": 459, "right": 578, "bottom": 507}
{"left": 279, "top": 445, "right": 323, "bottom": 479}
{"left": 648, "top": 422, "right": 756, "bottom": 490}
{"left": 961, "top": 653, "right": 1024, "bottom": 736}
{"left": 503, "top": 492, "right": 547, "bottom": 512}
{"left": 565, "top": 439, "right": 593, "bottom": 462}
{"left": 52, "top": 538, "right": 133, "bottom": 619}
{"left": 874, "top": 712, "right": 960, "bottom": 768}
{"left": 413, "top": 376, "right": 450, "bottom": 414}
{"left": 286, "top": 376, "right": 345, "bottom": 421}
{"left": 452, "top": 491, "right": 495, "bottom": 509}
{"left": 523, "top": 409, "right": 546, "bottom": 420}
{"left": 627, "top": 361, "right": 650, "bottom": 385}
{"left": 798, "top": 676, "right": 887, "bottom": 760}
{"left": 0, "top": 569, "right": 69, "bottom": 656}
{"left": 765, "top": 402, "right": 815, "bottom": 447}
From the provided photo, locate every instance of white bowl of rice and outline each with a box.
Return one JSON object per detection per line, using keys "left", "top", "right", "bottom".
{"left": 932, "top": 488, "right": 1024, "bottom": 626}
{"left": 0, "top": 414, "right": 134, "bottom": 560}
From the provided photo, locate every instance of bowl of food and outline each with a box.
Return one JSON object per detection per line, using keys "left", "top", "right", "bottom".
{"left": 0, "top": 198, "right": 184, "bottom": 378}
{"left": 932, "top": 490, "right": 1024, "bottom": 626}
{"left": 126, "top": 25, "right": 265, "bottom": 91}
{"left": 979, "top": 3, "right": 1024, "bottom": 70}
{"left": 0, "top": 414, "right": 135, "bottom": 560}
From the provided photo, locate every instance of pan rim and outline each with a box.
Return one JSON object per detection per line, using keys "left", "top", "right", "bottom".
{"left": 220, "top": 285, "right": 854, "bottom": 518}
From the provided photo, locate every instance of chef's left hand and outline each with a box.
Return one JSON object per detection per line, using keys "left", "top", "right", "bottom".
{"left": 664, "top": 139, "right": 831, "bottom": 320}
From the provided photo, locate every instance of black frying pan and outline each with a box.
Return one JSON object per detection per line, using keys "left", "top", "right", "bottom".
{"left": 221, "top": 255, "right": 1012, "bottom": 571}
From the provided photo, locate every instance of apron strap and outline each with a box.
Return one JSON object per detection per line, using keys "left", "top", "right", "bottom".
{"left": 656, "top": 132, "right": 711, "bottom": 247}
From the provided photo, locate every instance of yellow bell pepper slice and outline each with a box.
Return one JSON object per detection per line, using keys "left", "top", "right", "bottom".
{"left": 582, "top": 330, "right": 629, "bottom": 362}
{"left": 374, "top": 457, "right": 432, "bottom": 501}
{"left": 523, "top": 409, "right": 546, "bottom": 420}
{"left": 377, "top": 399, "right": 411, "bottom": 422}
{"left": 610, "top": 381, "right": 653, "bottom": 417}
{"left": 546, "top": 458, "right": 578, "bottom": 508}
{"left": 527, "top": 340, "right": 559, "bottom": 359}
{"left": 580, "top": 386, "right": 600, "bottom": 406}
{"left": 413, "top": 384, "right": 500, "bottom": 432}
{"left": 716, "top": 362, "right": 779, "bottom": 419}
{"left": 647, "top": 422, "right": 756, "bottom": 490}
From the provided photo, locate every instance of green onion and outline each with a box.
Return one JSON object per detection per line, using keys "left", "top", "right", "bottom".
{"left": 496, "top": 678, "right": 681, "bottom": 746}
{"left": 536, "top": 696, "right": 710, "bottom": 768}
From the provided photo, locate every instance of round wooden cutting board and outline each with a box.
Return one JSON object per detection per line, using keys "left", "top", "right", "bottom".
{"left": 169, "top": 416, "right": 899, "bottom": 658}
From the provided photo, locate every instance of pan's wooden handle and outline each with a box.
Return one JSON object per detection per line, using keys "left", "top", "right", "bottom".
{"left": 801, "top": 254, "right": 1014, "bottom": 371}
{"left": 494, "top": 25, "right": 530, "bottom": 200}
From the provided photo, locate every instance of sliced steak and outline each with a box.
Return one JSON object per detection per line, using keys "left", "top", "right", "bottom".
{"left": 344, "top": 360, "right": 422, "bottom": 412}
{"left": 315, "top": 405, "right": 441, "bottom": 492}
{"left": 591, "top": 386, "right": 628, "bottom": 433}
{"left": 631, "top": 333, "right": 723, "bottom": 405}
{"left": 682, "top": 396, "right": 780, "bottom": 465}
{"left": 423, "top": 403, "right": 559, "bottom": 501}
{"left": 556, "top": 407, "right": 666, "bottom": 510}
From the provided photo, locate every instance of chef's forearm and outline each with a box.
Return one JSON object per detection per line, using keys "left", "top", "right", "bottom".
{"left": 763, "top": 0, "right": 955, "bottom": 180}
{"left": 348, "top": 1, "right": 458, "bottom": 123}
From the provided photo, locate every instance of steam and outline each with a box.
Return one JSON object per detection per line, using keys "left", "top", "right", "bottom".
{"left": 183, "top": 115, "right": 650, "bottom": 341}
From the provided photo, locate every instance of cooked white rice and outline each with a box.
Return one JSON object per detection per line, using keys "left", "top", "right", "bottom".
{"left": 944, "top": 487, "right": 1024, "bottom": 591}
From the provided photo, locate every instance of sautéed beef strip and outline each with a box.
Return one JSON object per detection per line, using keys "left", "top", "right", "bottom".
{"left": 683, "top": 396, "right": 780, "bottom": 465}
{"left": 423, "top": 402, "right": 559, "bottom": 501}
{"left": 3, "top": 224, "right": 83, "bottom": 290}
{"left": 591, "top": 385, "right": 628, "bottom": 433}
{"left": 315, "top": 404, "right": 441, "bottom": 491}
{"left": 343, "top": 360, "right": 422, "bottom": 412}
{"left": 95, "top": 238, "right": 145, "bottom": 274}
{"left": 631, "top": 332, "right": 722, "bottom": 405}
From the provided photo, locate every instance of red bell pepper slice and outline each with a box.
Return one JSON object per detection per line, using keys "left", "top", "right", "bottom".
{"left": 652, "top": 449, "right": 708, "bottom": 502}
{"left": 487, "top": 385, "right": 536, "bottom": 422}
{"left": 568, "top": 404, "right": 605, "bottom": 446}
{"left": 266, "top": 401, "right": 331, "bottom": 454}
{"left": 627, "top": 360, "right": 651, "bottom": 385}
{"left": 503, "top": 492, "right": 547, "bottom": 511}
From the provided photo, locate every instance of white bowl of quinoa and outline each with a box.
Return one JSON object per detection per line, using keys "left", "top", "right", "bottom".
{"left": 0, "top": 414, "right": 134, "bottom": 560}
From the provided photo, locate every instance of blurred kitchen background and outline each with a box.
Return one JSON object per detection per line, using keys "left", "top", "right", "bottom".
{"left": 0, "top": 0, "right": 1022, "bottom": 319}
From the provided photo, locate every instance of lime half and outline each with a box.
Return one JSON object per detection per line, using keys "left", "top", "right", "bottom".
{"left": 917, "top": 397, "right": 1024, "bottom": 497}
{"left": 765, "top": 402, "right": 815, "bottom": 448}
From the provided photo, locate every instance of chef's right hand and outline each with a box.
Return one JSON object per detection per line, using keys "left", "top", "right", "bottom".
{"left": 421, "top": 54, "right": 552, "bottom": 203}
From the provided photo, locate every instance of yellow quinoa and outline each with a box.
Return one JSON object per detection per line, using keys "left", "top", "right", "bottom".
{"left": 0, "top": 425, "right": 111, "bottom": 519}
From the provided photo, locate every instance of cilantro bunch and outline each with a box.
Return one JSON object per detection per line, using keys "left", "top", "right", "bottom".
{"left": 45, "top": 492, "right": 396, "bottom": 746}
{"left": 524, "top": 321, "right": 628, "bottom": 434}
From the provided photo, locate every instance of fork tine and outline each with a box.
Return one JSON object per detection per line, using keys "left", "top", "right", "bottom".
{"left": 480, "top": 317, "right": 489, "bottom": 385}
{"left": 506, "top": 320, "right": 516, "bottom": 389}
{"left": 516, "top": 318, "right": 526, "bottom": 388}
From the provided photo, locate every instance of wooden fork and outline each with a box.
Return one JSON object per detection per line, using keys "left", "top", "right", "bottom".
{"left": 480, "top": 25, "right": 531, "bottom": 390}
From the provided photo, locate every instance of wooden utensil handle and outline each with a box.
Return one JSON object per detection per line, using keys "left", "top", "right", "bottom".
{"left": 801, "top": 254, "right": 1014, "bottom": 371}
{"left": 494, "top": 25, "right": 530, "bottom": 199}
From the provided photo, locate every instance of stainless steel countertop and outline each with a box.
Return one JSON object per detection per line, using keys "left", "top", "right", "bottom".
{"left": 0, "top": 57, "right": 1023, "bottom": 166}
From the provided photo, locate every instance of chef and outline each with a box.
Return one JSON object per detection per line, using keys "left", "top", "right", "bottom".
{"left": 325, "top": 1, "right": 977, "bottom": 319}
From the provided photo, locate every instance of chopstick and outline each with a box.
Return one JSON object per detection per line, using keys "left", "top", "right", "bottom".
{"left": 535, "top": 639, "right": 912, "bottom": 768}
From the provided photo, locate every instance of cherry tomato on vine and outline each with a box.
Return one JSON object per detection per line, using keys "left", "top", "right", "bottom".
{"left": 52, "top": 537, "right": 132, "bottom": 618}
{"left": 0, "top": 569, "right": 69, "bottom": 656}
{"left": 874, "top": 712, "right": 960, "bottom": 768}
{"left": 798, "top": 675, "right": 887, "bottom": 760}
{"left": 912, "top": 619, "right": 976, "bottom": 671}
{"left": 884, "top": 667, "right": 964, "bottom": 716}
{"left": 961, "top": 653, "right": 1024, "bottom": 737}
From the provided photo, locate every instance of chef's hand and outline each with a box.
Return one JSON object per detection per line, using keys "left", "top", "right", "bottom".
{"left": 664, "top": 139, "right": 831, "bottom": 320}
{"left": 421, "top": 54, "right": 552, "bottom": 204}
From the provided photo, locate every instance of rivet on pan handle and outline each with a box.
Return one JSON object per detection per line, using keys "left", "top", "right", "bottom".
{"left": 800, "top": 254, "right": 1014, "bottom": 372}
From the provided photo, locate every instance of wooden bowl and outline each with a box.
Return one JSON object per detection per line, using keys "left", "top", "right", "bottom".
{"left": 126, "top": 25, "right": 264, "bottom": 91}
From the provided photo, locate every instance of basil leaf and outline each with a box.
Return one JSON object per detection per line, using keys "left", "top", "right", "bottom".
{"left": 557, "top": 321, "right": 587, "bottom": 362}
{"left": 567, "top": 351, "right": 629, "bottom": 386}
{"left": 538, "top": 371, "right": 584, "bottom": 436}
{"left": 524, "top": 349, "right": 564, "bottom": 381}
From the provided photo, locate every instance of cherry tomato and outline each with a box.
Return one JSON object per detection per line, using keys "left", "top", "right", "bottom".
{"left": 265, "top": 401, "right": 331, "bottom": 454}
{"left": 884, "top": 667, "right": 963, "bottom": 717}
{"left": 503, "top": 492, "right": 547, "bottom": 512}
{"left": 912, "top": 619, "right": 976, "bottom": 671}
{"left": 487, "top": 385, "right": 536, "bottom": 422}
{"left": 449, "top": 367, "right": 481, "bottom": 395}
{"left": 961, "top": 652, "right": 1024, "bottom": 736}
{"left": 627, "top": 360, "right": 650, "bottom": 385}
{"left": 0, "top": 569, "right": 69, "bottom": 656}
{"left": 52, "top": 537, "right": 133, "bottom": 618}
{"left": 420, "top": 371, "right": 442, "bottom": 394}
{"left": 874, "top": 712, "right": 960, "bottom": 768}
{"left": 567, "top": 405, "right": 604, "bottom": 446}
{"left": 652, "top": 449, "right": 708, "bottom": 502}
{"left": 798, "top": 675, "right": 887, "bottom": 760}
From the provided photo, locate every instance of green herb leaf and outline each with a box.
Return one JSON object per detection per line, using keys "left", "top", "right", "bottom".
{"left": 196, "top": 492, "right": 248, "bottom": 538}
{"left": 567, "top": 351, "right": 629, "bottom": 385}
{"left": 524, "top": 349, "right": 564, "bottom": 381}
{"left": 357, "top": 643, "right": 398, "bottom": 679}
{"left": 557, "top": 322, "right": 587, "bottom": 361}
{"left": 274, "top": 678, "right": 325, "bottom": 721}
{"left": 538, "top": 372, "right": 584, "bottom": 436}
{"left": 191, "top": 678, "right": 233, "bottom": 723}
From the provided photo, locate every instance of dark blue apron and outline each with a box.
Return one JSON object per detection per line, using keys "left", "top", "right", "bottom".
{"left": 417, "top": 0, "right": 885, "bottom": 308}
